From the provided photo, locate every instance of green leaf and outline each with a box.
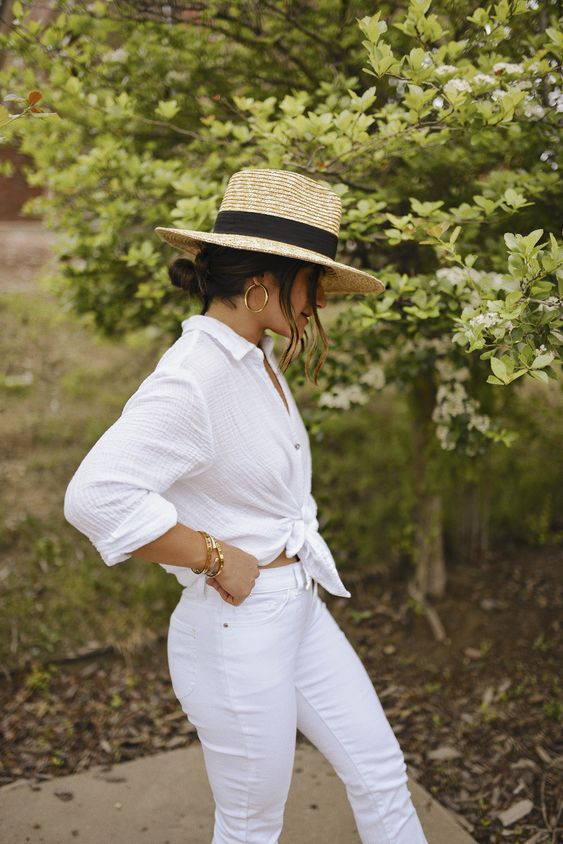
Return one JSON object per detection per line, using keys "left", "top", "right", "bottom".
{"left": 490, "top": 357, "right": 508, "bottom": 382}
{"left": 529, "top": 369, "right": 549, "bottom": 384}
{"left": 473, "top": 195, "right": 496, "bottom": 214}
{"left": 156, "top": 99, "right": 180, "bottom": 120}
{"left": 504, "top": 232, "right": 519, "bottom": 251}
{"left": 64, "top": 76, "right": 82, "bottom": 94}
{"left": 531, "top": 352, "right": 554, "bottom": 368}
{"left": 349, "top": 609, "right": 374, "bottom": 625}
{"left": 546, "top": 27, "right": 563, "bottom": 50}
{"left": 503, "top": 188, "right": 527, "bottom": 209}
{"left": 523, "top": 229, "right": 544, "bottom": 249}
{"left": 505, "top": 290, "right": 523, "bottom": 308}
{"left": 508, "top": 369, "right": 527, "bottom": 382}
{"left": 357, "top": 13, "right": 388, "bottom": 44}
{"left": 449, "top": 225, "right": 461, "bottom": 244}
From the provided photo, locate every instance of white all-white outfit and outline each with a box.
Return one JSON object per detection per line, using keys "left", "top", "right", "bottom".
{"left": 64, "top": 314, "right": 428, "bottom": 844}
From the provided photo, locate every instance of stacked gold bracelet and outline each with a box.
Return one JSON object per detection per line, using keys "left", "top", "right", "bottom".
{"left": 191, "top": 530, "right": 225, "bottom": 578}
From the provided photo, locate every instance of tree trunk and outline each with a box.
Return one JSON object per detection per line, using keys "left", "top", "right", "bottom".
{"left": 449, "top": 471, "right": 491, "bottom": 566}
{"left": 412, "top": 491, "right": 447, "bottom": 597}
{"left": 407, "top": 375, "right": 447, "bottom": 600}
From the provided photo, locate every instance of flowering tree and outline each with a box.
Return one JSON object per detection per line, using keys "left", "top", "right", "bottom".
{"left": 1, "top": 1, "right": 561, "bottom": 614}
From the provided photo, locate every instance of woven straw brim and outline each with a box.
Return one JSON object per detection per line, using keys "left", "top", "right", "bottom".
{"left": 154, "top": 227, "right": 384, "bottom": 296}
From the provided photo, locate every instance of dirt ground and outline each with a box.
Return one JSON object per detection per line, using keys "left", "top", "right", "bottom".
{"left": 1, "top": 543, "right": 561, "bottom": 844}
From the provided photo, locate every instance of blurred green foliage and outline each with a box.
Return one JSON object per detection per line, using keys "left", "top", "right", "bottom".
{"left": 311, "top": 377, "right": 562, "bottom": 575}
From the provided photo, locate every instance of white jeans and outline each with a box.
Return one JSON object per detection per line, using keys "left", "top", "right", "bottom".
{"left": 167, "top": 560, "right": 428, "bottom": 844}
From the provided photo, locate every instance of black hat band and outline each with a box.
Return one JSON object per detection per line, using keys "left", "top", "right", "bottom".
{"left": 212, "top": 210, "right": 338, "bottom": 260}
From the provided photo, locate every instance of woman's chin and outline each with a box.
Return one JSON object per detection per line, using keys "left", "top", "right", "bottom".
{"left": 276, "top": 321, "right": 306, "bottom": 341}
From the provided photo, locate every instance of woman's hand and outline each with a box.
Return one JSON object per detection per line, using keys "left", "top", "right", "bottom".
{"left": 205, "top": 541, "right": 260, "bottom": 605}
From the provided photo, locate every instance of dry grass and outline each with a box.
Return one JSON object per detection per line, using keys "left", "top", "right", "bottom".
{"left": 0, "top": 243, "right": 182, "bottom": 671}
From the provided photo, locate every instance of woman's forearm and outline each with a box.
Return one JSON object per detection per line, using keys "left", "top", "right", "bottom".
{"left": 130, "top": 522, "right": 207, "bottom": 569}
{"left": 134, "top": 522, "right": 262, "bottom": 604}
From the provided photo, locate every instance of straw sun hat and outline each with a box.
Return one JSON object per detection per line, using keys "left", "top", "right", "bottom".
{"left": 154, "top": 168, "right": 384, "bottom": 296}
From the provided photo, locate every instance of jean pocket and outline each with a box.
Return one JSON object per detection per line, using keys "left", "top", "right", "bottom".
{"left": 222, "top": 587, "right": 291, "bottom": 628}
{"left": 167, "top": 614, "right": 198, "bottom": 701}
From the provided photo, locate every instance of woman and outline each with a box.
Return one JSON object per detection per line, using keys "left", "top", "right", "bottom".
{"left": 64, "top": 168, "right": 428, "bottom": 844}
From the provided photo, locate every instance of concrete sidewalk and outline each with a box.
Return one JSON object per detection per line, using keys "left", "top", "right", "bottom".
{"left": 1, "top": 741, "right": 476, "bottom": 843}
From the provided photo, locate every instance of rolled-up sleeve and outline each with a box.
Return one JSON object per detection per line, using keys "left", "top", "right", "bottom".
{"left": 63, "top": 365, "right": 214, "bottom": 566}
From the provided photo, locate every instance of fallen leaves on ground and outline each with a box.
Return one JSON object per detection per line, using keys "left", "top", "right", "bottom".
{"left": 1, "top": 546, "right": 561, "bottom": 844}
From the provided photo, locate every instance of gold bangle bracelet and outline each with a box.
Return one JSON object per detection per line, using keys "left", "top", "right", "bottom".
{"left": 206, "top": 538, "right": 225, "bottom": 578}
{"left": 191, "top": 530, "right": 214, "bottom": 574}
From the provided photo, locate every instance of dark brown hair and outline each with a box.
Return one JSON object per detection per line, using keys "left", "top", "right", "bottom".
{"left": 168, "top": 243, "right": 329, "bottom": 383}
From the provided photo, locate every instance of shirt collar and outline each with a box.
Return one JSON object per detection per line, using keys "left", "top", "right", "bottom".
{"left": 181, "top": 314, "right": 275, "bottom": 361}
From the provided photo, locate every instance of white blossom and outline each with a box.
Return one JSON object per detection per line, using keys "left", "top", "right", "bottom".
{"left": 432, "top": 381, "right": 492, "bottom": 449}
{"left": 359, "top": 364, "right": 386, "bottom": 389}
{"left": 434, "top": 381, "right": 468, "bottom": 416}
{"left": 491, "top": 88, "right": 509, "bottom": 101}
{"left": 436, "top": 425, "right": 449, "bottom": 441}
{"left": 435, "top": 425, "right": 455, "bottom": 449}
{"left": 400, "top": 334, "right": 452, "bottom": 356}
{"left": 319, "top": 384, "right": 369, "bottom": 410}
{"left": 493, "top": 62, "right": 523, "bottom": 75}
{"left": 467, "top": 411, "right": 491, "bottom": 433}
{"left": 468, "top": 311, "right": 502, "bottom": 328}
{"left": 444, "top": 78, "right": 472, "bottom": 95}
{"left": 487, "top": 273, "right": 509, "bottom": 291}
{"left": 436, "top": 266, "right": 478, "bottom": 286}
{"left": 537, "top": 296, "right": 560, "bottom": 311}
{"left": 434, "top": 360, "right": 471, "bottom": 383}
{"left": 102, "top": 48, "right": 129, "bottom": 62}
{"left": 547, "top": 87, "right": 563, "bottom": 112}
{"left": 473, "top": 73, "right": 496, "bottom": 86}
{"left": 435, "top": 64, "right": 457, "bottom": 76}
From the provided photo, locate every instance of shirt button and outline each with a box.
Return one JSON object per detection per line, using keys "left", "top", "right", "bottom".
{"left": 294, "top": 442, "right": 301, "bottom": 450}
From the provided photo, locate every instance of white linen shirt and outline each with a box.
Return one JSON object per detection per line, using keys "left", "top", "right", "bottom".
{"left": 63, "top": 314, "right": 351, "bottom": 598}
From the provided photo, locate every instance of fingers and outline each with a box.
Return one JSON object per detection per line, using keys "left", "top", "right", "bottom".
{"left": 207, "top": 578, "right": 236, "bottom": 604}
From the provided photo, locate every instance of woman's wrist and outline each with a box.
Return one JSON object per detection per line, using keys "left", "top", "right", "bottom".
{"left": 205, "top": 537, "right": 225, "bottom": 578}
{"left": 206, "top": 548, "right": 222, "bottom": 577}
{"left": 191, "top": 531, "right": 225, "bottom": 576}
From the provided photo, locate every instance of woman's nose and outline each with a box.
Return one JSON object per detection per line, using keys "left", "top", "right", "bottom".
{"left": 316, "top": 283, "right": 327, "bottom": 309}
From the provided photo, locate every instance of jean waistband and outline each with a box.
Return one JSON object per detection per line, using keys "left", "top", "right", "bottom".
{"left": 251, "top": 559, "right": 310, "bottom": 592}
{"left": 184, "top": 559, "right": 313, "bottom": 600}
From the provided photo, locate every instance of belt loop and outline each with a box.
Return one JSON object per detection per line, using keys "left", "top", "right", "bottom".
{"left": 294, "top": 560, "right": 307, "bottom": 590}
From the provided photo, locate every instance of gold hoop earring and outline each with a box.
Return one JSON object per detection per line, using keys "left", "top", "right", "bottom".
{"left": 244, "top": 280, "right": 269, "bottom": 313}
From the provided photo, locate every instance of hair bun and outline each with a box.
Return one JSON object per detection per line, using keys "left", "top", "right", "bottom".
{"left": 167, "top": 257, "right": 201, "bottom": 294}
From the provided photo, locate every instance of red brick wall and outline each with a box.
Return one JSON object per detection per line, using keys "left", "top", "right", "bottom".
{"left": 0, "top": 146, "right": 43, "bottom": 221}
{"left": 0, "top": 0, "right": 55, "bottom": 220}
